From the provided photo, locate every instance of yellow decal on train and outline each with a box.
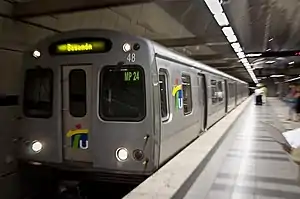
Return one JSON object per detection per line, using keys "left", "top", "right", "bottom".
{"left": 172, "top": 78, "right": 183, "bottom": 110}
{"left": 172, "top": 85, "right": 182, "bottom": 96}
{"left": 67, "top": 128, "right": 89, "bottom": 150}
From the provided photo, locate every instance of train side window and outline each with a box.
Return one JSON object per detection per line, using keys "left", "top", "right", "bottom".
{"left": 229, "top": 83, "right": 234, "bottom": 98}
{"left": 182, "top": 74, "right": 192, "bottom": 115}
{"left": 211, "top": 80, "right": 218, "bottom": 104}
{"left": 69, "top": 69, "right": 87, "bottom": 117}
{"left": 159, "top": 70, "right": 169, "bottom": 121}
{"left": 23, "top": 68, "right": 53, "bottom": 118}
{"left": 217, "top": 81, "right": 223, "bottom": 102}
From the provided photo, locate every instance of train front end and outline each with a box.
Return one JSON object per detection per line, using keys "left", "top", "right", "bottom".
{"left": 17, "top": 30, "right": 160, "bottom": 182}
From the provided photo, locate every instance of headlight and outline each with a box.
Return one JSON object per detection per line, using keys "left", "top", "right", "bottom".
{"left": 31, "top": 141, "right": 43, "bottom": 153}
{"left": 33, "top": 50, "right": 41, "bottom": 58}
{"left": 116, "top": 147, "right": 128, "bottom": 161}
{"left": 122, "top": 43, "right": 131, "bottom": 52}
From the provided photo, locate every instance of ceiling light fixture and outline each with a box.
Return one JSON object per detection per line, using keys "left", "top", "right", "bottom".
{"left": 265, "top": 60, "right": 276, "bottom": 64}
{"left": 285, "top": 76, "right": 300, "bottom": 82}
{"left": 246, "top": 53, "right": 262, "bottom": 57}
{"left": 226, "top": 35, "right": 237, "bottom": 43}
{"left": 204, "top": 0, "right": 224, "bottom": 14}
{"left": 214, "top": 13, "right": 229, "bottom": 26}
{"left": 270, "top": 74, "right": 284, "bottom": 78}
{"left": 222, "top": 27, "right": 235, "bottom": 37}
{"left": 289, "top": 61, "right": 295, "bottom": 65}
{"left": 204, "top": 0, "right": 258, "bottom": 83}
{"left": 237, "top": 52, "right": 245, "bottom": 58}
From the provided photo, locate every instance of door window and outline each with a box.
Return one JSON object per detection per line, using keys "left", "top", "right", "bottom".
{"left": 182, "top": 74, "right": 193, "bottom": 115}
{"left": 69, "top": 69, "right": 87, "bottom": 117}
{"left": 159, "top": 70, "right": 169, "bottom": 121}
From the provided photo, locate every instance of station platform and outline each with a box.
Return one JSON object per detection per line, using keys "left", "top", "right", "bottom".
{"left": 124, "top": 97, "right": 300, "bottom": 199}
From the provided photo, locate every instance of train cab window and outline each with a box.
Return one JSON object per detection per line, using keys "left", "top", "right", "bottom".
{"left": 23, "top": 68, "right": 53, "bottom": 118}
{"left": 182, "top": 74, "right": 192, "bottom": 115}
{"left": 99, "top": 65, "right": 146, "bottom": 121}
{"left": 211, "top": 80, "right": 218, "bottom": 104}
{"left": 69, "top": 69, "right": 87, "bottom": 117}
{"left": 159, "top": 70, "right": 169, "bottom": 121}
{"left": 217, "top": 81, "right": 223, "bottom": 102}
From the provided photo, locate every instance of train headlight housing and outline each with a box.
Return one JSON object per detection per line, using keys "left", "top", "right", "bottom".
{"left": 31, "top": 140, "right": 43, "bottom": 153}
{"left": 116, "top": 147, "right": 128, "bottom": 162}
{"left": 133, "top": 149, "right": 144, "bottom": 161}
{"left": 122, "top": 43, "right": 131, "bottom": 52}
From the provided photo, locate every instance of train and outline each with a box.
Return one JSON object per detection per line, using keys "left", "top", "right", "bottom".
{"left": 16, "top": 29, "right": 248, "bottom": 183}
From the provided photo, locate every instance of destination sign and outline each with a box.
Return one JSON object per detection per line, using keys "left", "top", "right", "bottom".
{"left": 49, "top": 38, "right": 112, "bottom": 55}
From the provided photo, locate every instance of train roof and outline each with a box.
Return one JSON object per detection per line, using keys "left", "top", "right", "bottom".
{"left": 150, "top": 41, "right": 247, "bottom": 84}
{"left": 30, "top": 29, "right": 246, "bottom": 84}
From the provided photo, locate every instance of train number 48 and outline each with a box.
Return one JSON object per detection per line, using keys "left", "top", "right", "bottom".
{"left": 127, "top": 53, "right": 136, "bottom": 63}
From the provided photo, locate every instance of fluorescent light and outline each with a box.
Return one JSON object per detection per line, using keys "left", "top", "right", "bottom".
{"left": 234, "top": 47, "right": 242, "bottom": 53}
{"left": 265, "top": 60, "right": 275, "bottom": 64}
{"left": 240, "top": 58, "right": 248, "bottom": 63}
{"left": 204, "top": 0, "right": 223, "bottom": 15}
{"left": 289, "top": 61, "right": 295, "bottom": 65}
{"left": 270, "top": 74, "right": 284, "bottom": 78}
{"left": 237, "top": 52, "right": 245, "bottom": 58}
{"left": 246, "top": 53, "right": 262, "bottom": 57}
{"left": 231, "top": 42, "right": 241, "bottom": 50}
{"left": 222, "top": 27, "right": 235, "bottom": 37}
{"left": 285, "top": 77, "right": 300, "bottom": 82}
{"left": 214, "top": 13, "right": 229, "bottom": 26}
{"left": 227, "top": 34, "right": 237, "bottom": 43}
{"left": 245, "top": 65, "right": 251, "bottom": 69}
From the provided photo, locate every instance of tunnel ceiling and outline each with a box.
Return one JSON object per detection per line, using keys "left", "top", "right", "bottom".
{"left": 4, "top": 0, "right": 300, "bottom": 83}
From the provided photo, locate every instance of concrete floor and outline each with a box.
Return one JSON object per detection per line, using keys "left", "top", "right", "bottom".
{"left": 182, "top": 98, "right": 300, "bottom": 199}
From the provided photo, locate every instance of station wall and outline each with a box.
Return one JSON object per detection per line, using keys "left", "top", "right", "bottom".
{"left": 0, "top": 1, "right": 56, "bottom": 198}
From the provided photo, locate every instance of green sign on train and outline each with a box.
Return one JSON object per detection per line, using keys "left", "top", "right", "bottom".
{"left": 124, "top": 71, "right": 140, "bottom": 82}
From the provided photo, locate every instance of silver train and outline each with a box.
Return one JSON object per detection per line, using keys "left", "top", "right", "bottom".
{"left": 17, "top": 29, "right": 248, "bottom": 182}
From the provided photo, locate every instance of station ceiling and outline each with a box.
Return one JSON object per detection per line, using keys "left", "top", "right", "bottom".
{"left": 3, "top": 0, "right": 300, "bottom": 83}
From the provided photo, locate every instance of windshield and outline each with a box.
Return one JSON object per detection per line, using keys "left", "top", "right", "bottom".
{"left": 23, "top": 68, "right": 53, "bottom": 118}
{"left": 99, "top": 65, "right": 146, "bottom": 122}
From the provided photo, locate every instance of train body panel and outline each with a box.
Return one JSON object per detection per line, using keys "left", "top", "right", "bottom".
{"left": 155, "top": 56, "right": 201, "bottom": 164}
{"left": 17, "top": 29, "right": 249, "bottom": 181}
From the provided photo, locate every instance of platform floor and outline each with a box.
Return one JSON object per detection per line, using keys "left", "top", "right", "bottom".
{"left": 181, "top": 98, "right": 300, "bottom": 199}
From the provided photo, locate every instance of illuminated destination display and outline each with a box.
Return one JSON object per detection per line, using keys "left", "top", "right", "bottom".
{"left": 57, "top": 42, "right": 102, "bottom": 52}
{"left": 124, "top": 71, "right": 140, "bottom": 82}
{"left": 49, "top": 38, "right": 112, "bottom": 55}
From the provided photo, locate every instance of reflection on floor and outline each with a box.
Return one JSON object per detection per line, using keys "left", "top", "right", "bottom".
{"left": 183, "top": 98, "right": 300, "bottom": 199}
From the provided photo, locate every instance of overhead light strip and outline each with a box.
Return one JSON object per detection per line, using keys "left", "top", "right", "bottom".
{"left": 285, "top": 76, "right": 300, "bottom": 82}
{"left": 204, "top": 0, "right": 258, "bottom": 83}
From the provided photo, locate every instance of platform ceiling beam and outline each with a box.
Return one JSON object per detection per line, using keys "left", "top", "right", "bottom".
{"left": 155, "top": 37, "right": 228, "bottom": 47}
{"left": 13, "top": 0, "right": 154, "bottom": 18}
{"left": 254, "top": 67, "right": 300, "bottom": 76}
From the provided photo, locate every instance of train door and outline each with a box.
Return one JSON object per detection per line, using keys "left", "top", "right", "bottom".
{"left": 197, "top": 73, "right": 207, "bottom": 131}
{"left": 224, "top": 80, "right": 228, "bottom": 113}
{"left": 62, "top": 65, "right": 92, "bottom": 162}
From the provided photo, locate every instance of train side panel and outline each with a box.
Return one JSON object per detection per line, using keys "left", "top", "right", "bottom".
{"left": 155, "top": 56, "right": 202, "bottom": 165}
{"left": 206, "top": 74, "right": 226, "bottom": 128}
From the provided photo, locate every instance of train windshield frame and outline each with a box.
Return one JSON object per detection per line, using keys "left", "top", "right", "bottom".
{"left": 99, "top": 65, "right": 146, "bottom": 122}
{"left": 23, "top": 68, "right": 53, "bottom": 118}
